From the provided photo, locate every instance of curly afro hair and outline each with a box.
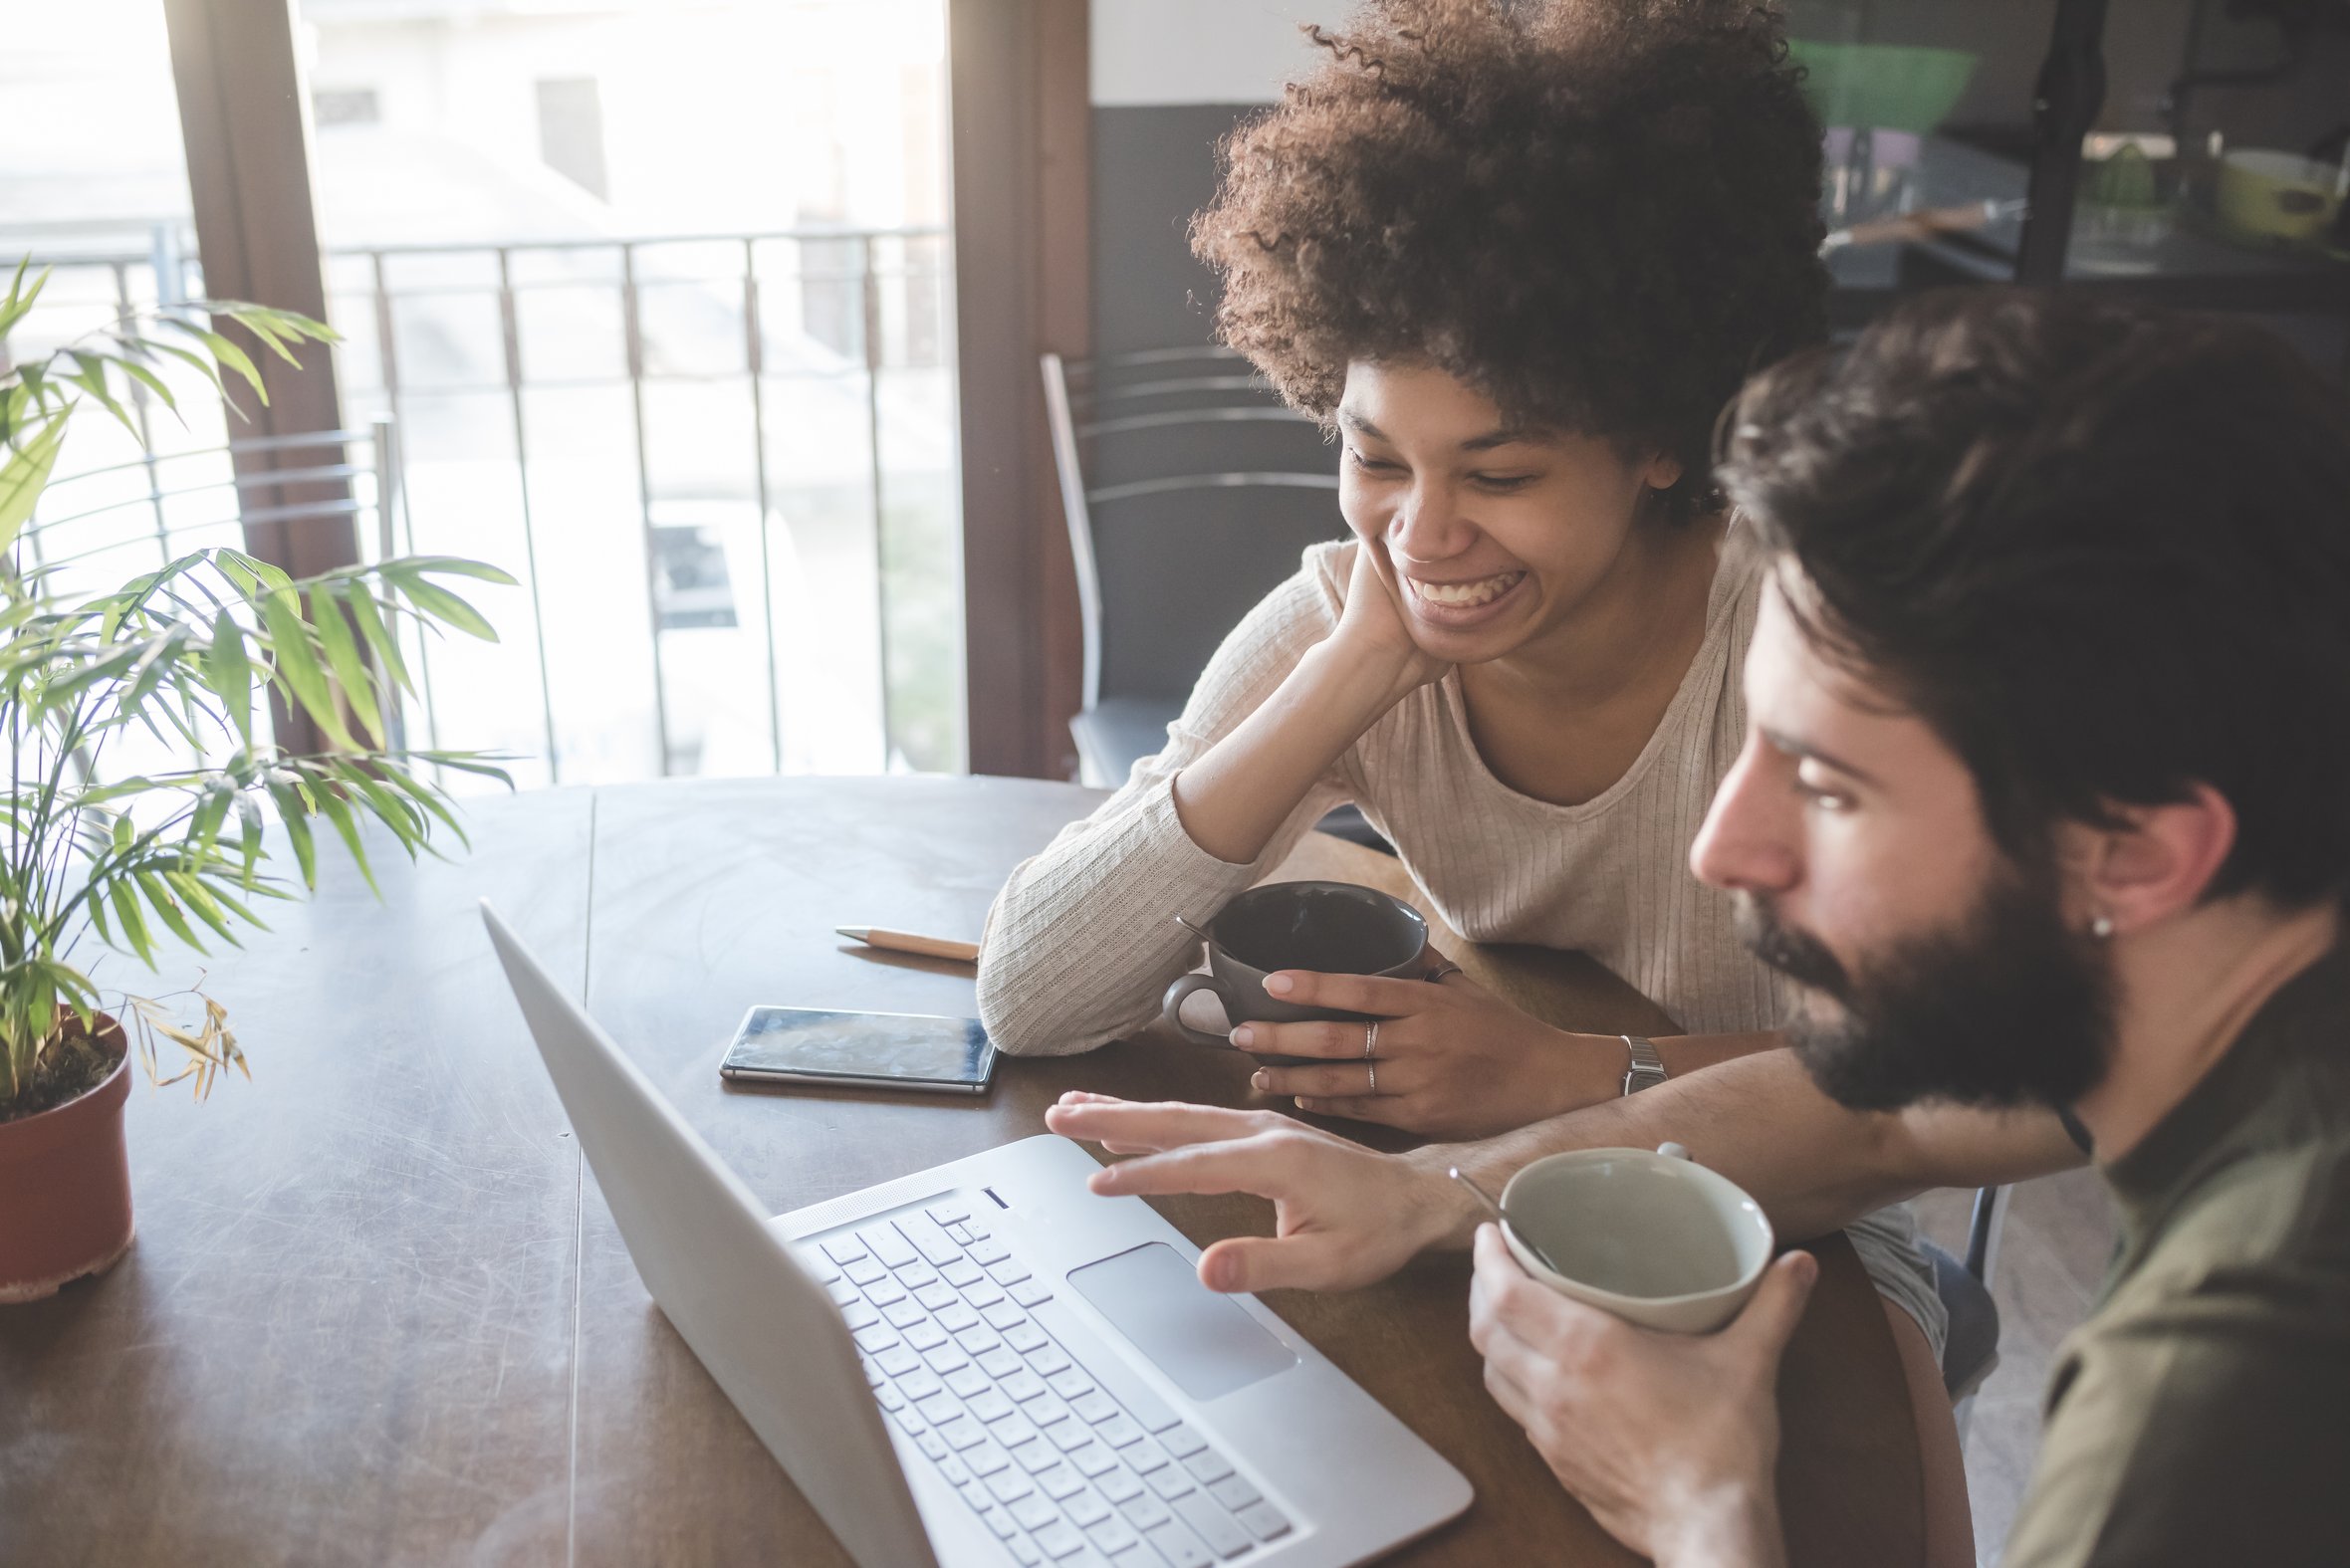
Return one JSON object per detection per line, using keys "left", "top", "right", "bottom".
{"left": 1192, "top": 0, "right": 1827, "bottom": 521}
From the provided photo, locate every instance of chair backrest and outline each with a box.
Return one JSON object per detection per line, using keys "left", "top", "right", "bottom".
{"left": 1045, "top": 349, "right": 1344, "bottom": 708}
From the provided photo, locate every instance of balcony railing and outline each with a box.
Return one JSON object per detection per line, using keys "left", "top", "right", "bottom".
{"left": 1, "top": 221, "right": 962, "bottom": 789}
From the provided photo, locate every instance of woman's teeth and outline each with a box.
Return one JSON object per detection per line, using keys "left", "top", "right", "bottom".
{"left": 1408, "top": 571, "right": 1525, "bottom": 609}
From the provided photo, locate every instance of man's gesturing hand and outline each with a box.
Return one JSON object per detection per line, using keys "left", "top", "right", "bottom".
{"left": 1469, "top": 1225, "right": 1818, "bottom": 1568}
{"left": 1042, "top": 1093, "right": 1466, "bottom": 1293}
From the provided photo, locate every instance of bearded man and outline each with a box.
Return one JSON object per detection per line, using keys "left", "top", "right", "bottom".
{"left": 1044, "top": 291, "right": 2350, "bottom": 1568}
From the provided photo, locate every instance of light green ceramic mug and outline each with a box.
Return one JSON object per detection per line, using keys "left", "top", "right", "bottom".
{"left": 1500, "top": 1143, "right": 1775, "bottom": 1334}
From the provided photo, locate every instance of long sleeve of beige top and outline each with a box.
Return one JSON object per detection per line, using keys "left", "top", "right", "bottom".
{"left": 976, "top": 562, "right": 1355, "bottom": 1056}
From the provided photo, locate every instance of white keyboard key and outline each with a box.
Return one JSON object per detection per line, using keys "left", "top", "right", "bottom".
{"left": 940, "top": 1454, "right": 973, "bottom": 1486}
{"left": 1003, "top": 1322, "right": 1050, "bottom": 1355}
{"left": 897, "top": 1260, "right": 940, "bottom": 1289}
{"left": 956, "top": 1325, "right": 1004, "bottom": 1356}
{"left": 1065, "top": 1488, "right": 1112, "bottom": 1528}
{"left": 938, "top": 1415, "right": 988, "bottom": 1451}
{"left": 938, "top": 1301, "right": 981, "bottom": 1334}
{"left": 874, "top": 1345, "right": 921, "bottom": 1378}
{"left": 905, "top": 1322, "right": 949, "bottom": 1352}
{"left": 1144, "top": 1465, "right": 1194, "bottom": 1500}
{"left": 916, "top": 1390, "right": 961, "bottom": 1424}
{"left": 1118, "top": 1491, "right": 1171, "bottom": 1532}
{"left": 1142, "top": 1519, "right": 1213, "bottom": 1568}
{"left": 969, "top": 1441, "right": 1014, "bottom": 1478}
{"left": 994, "top": 1413, "right": 1042, "bottom": 1451}
{"left": 986, "top": 1258, "right": 1034, "bottom": 1286}
{"left": 923, "top": 1343, "right": 970, "bottom": 1375}
{"left": 1025, "top": 1344, "right": 1072, "bottom": 1377}
{"left": 1012, "top": 1278, "right": 1055, "bottom": 1308}
{"left": 851, "top": 1325, "right": 898, "bottom": 1354}
{"left": 981, "top": 1504, "right": 1018, "bottom": 1538}
{"left": 942, "top": 1257, "right": 986, "bottom": 1287}
{"left": 1048, "top": 1421, "right": 1092, "bottom": 1454}
{"left": 1010, "top": 1537, "right": 1043, "bottom": 1567}
{"left": 916, "top": 1430, "right": 948, "bottom": 1460}
{"left": 971, "top": 1238, "right": 1012, "bottom": 1266}
{"left": 1069, "top": 1390, "right": 1118, "bottom": 1425}
{"left": 1038, "top": 1464, "right": 1086, "bottom": 1501}
{"left": 978, "top": 1346, "right": 1025, "bottom": 1379}
{"left": 882, "top": 1299, "right": 926, "bottom": 1330}
{"left": 1068, "top": 1443, "right": 1118, "bottom": 1478}
{"left": 1000, "top": 1369, "right": 1049, "bottom": 1403}
{"left": 861, "top": 1224, "right": 918, "bottom": 1268}
{"left": 1096, "top": 1466, "right": 1144, "bottom": 1504}
{"left": 927, "top": 1200, "right": 972, "bottom": 1227}
{"left": 965, "top": 1388, "right": 1016, "bottom": 1423}
{"left": 1206, "top": 1475, "right": 1260, "bottom": 1512}
{"left": 982, "top": 1463, "right": 1030, "bottom": 1498}
{"left": 1106, "top": 1545, "right": 1154, "bottom": 1568}
{"left": 822, "top": 1235, "right": 870, "bottom": 1266}
{"left": 826, "top": 1279, "right": 859, "bottom": 1306}
{"left": 983, "top": 1301, "right": 1029, "bottom": 1332}
{"left": 1180, "top": 1449, "right": 1234, "bottom": 1485}
{"left": 962, "top": 1279, "right": 1008, "bottom": 1309}
{"left": 1010, "top": 1439, "right": 1058, "bottom": 1474}
{"left": 844, "top": 1256, "right": 886, "bottom": 1286}
{"left": 898, "top": 1215, "right": 964, "bottom": 1268}
{"left": 839, "top": 1300, "right": 880, "bottom": 1330}
{"left": 947, "top": 1224, "right": 975, "bottom": 1244}
{"left": 1171, "top": 1494, "right": 1252, "bottom": 1560}
{"left": 864, "top": 1276, "right": 907, "bottom": 1308}
{"left": 914, "top": 1281, "right": 958, "bottom": 1311}
{"left": 1093, "top": 1415, "right": 1143, "bottom": 1450}
{"left": 1084, "top": 1511, "right": 1137, "bottom": 1555}
{"left": 1011, "top": 1494, "right": 1058, "bottom": 1532}
{"left": 946, "top": 1365, "right": 989, "bottom": 1399}
{"left": 1159, "top": 1425, "right": 1207, "bottom": 1459}
{"left": 1032, "top": 1518, "right": 1085, "bottom": 1559}
{"left": 896, "top": 1367, "right": 943, "bottom": 1402}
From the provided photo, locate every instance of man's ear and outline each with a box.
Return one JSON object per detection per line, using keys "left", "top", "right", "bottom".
{"left": 2067, "top": 784, "right": 2238, "bottom": 936}
{"left": 1643, "top": 451, "right": 1684, "bottom": 493}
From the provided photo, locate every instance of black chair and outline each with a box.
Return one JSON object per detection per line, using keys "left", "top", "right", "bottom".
{"left": 1043, "top": 349, "right": 1389, "bottom": 850}
{"left": 1927, "top": 1184, "right": 2007, "bottom": 1443}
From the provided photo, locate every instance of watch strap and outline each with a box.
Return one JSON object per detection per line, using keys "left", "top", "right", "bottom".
{"left": 1620, "top": 1034, "right": 1667, "bottom": 1095}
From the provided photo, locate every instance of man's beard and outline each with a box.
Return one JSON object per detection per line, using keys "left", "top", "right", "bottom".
{"left": 1732, "top": 865, "right": 2116, "bottom": 1113}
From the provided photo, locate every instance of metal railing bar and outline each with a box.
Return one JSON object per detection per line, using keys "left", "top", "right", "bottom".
{"left": 329, "top": 225, "right": 944, "bottom": 261}
{"left": 862, "top": 234, "right": 894, "bottom": 767}
{"left": 327, "top": 365, "right": 898, "bottom": 399}
{"left": 373, "top": 251, "right": 441, "bottom": 765}
{"left": 42, "top": 432, "right": 381, "bottom": 486}
{"left": 1077, "top": 407, "right": 1321, "bottom": 439}
{"left": 743, "top": 237, "right": 783, "bottom": 775}
{"left": 111, "top": 259, "right": 174, "bottom": 562}
{"left": 27, "top": 500, "right": 363, "bottom": 547}
{"left": 620, "top": 242, "right": 674, "bottom": 777}
{"left": 1086, "top": 472, "right": 1342, "bottom": 507}
{"left": 34, "top": 465, "right": 375, "bottom": 531}
{"left": 1079, "top": 346, "right": 1247, "bottom": 370}
{"left": 498, "top": 246, "right": 563, "bottom": 784}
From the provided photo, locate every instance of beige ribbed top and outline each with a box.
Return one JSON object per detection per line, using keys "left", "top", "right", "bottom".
{"left": 977, "top": 538, "right": 1800, "bottom": 1055}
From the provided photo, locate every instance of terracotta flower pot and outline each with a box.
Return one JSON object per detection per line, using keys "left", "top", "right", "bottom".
{"left": 0, "top": 1016, "right": 135, "bottom": 1303}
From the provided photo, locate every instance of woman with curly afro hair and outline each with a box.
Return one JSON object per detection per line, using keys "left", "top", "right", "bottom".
{"left": 980, "top": 5, "right": 1972, "bottom": 1553}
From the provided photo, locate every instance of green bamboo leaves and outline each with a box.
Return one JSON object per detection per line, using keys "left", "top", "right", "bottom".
{"left": 0, "top": 263, "right": 506, "bottom": 1109}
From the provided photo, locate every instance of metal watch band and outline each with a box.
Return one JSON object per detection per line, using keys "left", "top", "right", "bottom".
{"left": 1620, "top": 1034, "right": 1667, "bottom": 1095}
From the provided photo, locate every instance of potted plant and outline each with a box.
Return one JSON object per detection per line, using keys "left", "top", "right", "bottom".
{"left": 0, "top": 260, "right": 513, "bottom": 1301}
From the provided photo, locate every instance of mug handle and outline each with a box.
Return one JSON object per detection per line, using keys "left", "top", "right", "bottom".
{"left": 1160, "top": 974, "right": 1236, "bottom": 1048}
{"left": 1657, "top": 1142, "right": 1692, "bottom": 1162}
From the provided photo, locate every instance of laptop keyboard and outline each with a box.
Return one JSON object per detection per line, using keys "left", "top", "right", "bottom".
{"left": 803, "top": 1199, "right": 1297, "bottom": 1566}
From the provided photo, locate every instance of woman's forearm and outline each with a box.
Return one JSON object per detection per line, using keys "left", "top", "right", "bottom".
{"left": 1171, "top": 640, "right": 1408, "bottom": 864}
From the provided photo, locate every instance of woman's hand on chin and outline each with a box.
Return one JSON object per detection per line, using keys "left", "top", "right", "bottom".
{"left": 1329, "top": 536, "right": 1453, "bottom": 706}
{"left": 1237, "top": 948, "right": 1611, "bottom": 1139}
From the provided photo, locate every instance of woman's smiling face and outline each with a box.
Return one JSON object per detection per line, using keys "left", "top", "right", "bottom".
{"left": 1337, "top": 360, "right": 1682, "bottom": 663}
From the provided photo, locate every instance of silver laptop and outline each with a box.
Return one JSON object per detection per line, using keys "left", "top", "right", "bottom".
{"left": 483, "top": 902, "right": 1471, "bottom": 1568}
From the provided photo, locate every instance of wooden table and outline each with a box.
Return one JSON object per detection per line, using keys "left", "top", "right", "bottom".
{"left": 0, "top": 777, "right": 1922, "bottom": 1566}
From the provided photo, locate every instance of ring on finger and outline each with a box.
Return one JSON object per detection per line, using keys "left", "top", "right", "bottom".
{"left": 1363, "top": 1019, "right": 1378, "bottom": 1058}
{"left": 1367, "top": 1058, "right": 1379, "bottom": 1094}
{"left": 1425, "top": 960, "right": 1464, "bottom": 986}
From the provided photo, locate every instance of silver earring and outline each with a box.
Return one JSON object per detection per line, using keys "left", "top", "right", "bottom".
{"left": 2091, "top": 914, "right": 2116, "bottom": 940}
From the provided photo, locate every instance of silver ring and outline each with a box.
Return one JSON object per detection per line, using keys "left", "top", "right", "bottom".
{"left": 1425, "top": 960, "right": 1463, "bottom": 985}
{"left": 1367, "top": 1058, "right": 1379, "bottom": 1094}
{"left": 1363, "top": 1020, "right": 1378, "bottom": 1058}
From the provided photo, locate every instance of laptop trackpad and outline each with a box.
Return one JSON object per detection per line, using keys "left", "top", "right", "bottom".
{"left": 1067, "top": 1243, "right": 1298, "bottom": 1402}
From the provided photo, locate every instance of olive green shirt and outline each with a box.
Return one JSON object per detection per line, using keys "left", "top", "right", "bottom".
{"left": 2003, "top": 940, "right": 2350, "bottom": 1568}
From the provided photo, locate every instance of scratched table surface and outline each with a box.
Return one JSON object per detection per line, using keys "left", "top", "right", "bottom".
{"left": 0, "top": 777, "right": 1921, "bottom": 1566}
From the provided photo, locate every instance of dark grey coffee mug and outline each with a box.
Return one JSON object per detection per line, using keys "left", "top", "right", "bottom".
{"left": 1160, "top": 880, "right": 1430, "bottom": 1063}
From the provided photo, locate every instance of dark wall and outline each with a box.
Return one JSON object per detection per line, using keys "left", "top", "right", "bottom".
{"left": 1090, "top": 103, "right": 1256, "bottom": 353}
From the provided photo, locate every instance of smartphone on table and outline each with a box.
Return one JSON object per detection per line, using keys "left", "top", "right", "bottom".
{"left": 718, "top": 1006, "right": 997, "bottom": 1096}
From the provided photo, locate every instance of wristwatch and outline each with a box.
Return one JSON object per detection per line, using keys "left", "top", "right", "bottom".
{"left": 1620, "top": 1034, "right": 1667, "bottom": 1095}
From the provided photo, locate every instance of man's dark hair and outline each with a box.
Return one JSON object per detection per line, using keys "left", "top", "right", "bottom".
{"left": 1721, "top": 289, "right": 2350, "bottom": 908}
{"left": 1192, "top": 0, "right": 1827, "bottom": 522}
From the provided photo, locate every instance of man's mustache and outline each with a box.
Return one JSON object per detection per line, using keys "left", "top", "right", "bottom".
{"left": 1731, "top": 891, "right": 1851, "bottom": 997}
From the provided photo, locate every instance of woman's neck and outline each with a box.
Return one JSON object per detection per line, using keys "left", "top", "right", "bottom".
{"left": 1473, "top": 513, "right": 1722, "bottom": 716}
